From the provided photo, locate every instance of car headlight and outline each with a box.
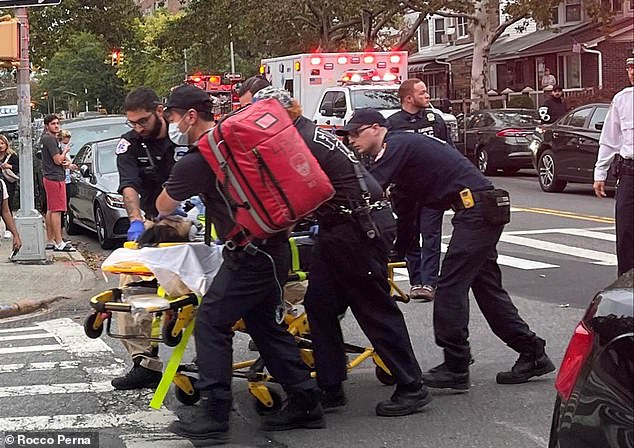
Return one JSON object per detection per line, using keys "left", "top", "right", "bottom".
{"left": 105, "top": 194, "right": 125, "bottom": 209}
{"left": 529, "top": 139, "right": 541, "bottom": 153}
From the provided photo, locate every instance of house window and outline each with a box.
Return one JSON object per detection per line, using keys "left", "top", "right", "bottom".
{"left": 420, "top": 20, "right": 430, "bottom": 48}
{"left": 630, "top": 0, "right": 634, "bottom": 10}
{"left": 550, "top": 7, "right": 559, "bottom": 25}
{"left": 434, "top": 18, "right": 445, "bottom": 45}
{"left": 559, "top": 53, "right": 581, "bottom": 88}
{"left": 565, "top": 0, "right": 582, "bottom": 22}
{"left": 602, "top": 0, "right": 623, "bottom": 11}
{"left": 456, "top": 17, "right": 468, "bottom": 38}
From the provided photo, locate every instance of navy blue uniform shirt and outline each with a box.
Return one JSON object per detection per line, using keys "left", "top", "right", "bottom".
{"left": 387, "top": 109, "right": 453, "bottom": 146}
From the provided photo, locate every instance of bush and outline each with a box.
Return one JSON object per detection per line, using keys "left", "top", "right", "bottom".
{"left": 507, "top": 95, "right": 535, "bottom": 109}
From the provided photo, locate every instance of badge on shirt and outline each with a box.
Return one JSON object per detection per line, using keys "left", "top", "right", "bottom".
{"left": 426, "top": 112, "right": 435, "bottom": 122}
{"left": 115, "top": 138, "right": 131, "bottom": 155}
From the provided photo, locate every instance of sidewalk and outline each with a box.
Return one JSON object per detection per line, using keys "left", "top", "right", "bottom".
{"left": 0, "top": 237, "right": 100, "bottom": 319}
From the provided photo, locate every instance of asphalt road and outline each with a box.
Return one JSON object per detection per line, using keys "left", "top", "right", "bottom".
{"left": 0, "top": 169, "right": 620, "bottom": 448}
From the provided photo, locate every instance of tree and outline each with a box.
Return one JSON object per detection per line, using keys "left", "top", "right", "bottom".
{"left": 38, "top": 33, "right": 126, "bottom": 114}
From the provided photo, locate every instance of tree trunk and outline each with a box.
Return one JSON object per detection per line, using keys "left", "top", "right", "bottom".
{"left": 470, "top": 0, "right": 494, "bottom": 111}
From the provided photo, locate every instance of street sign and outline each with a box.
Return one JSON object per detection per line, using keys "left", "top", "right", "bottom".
{"left": 0, "top": 0, "right": 61, "bottom": 8}
{"left": 225, "top": 72, "right": 242, "bottom": 81}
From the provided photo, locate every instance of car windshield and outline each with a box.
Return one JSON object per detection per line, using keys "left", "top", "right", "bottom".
{"left": 97, "top": 142, "right": 118, "bottom": 174}
{"left": 351, "top": 89, "right": 400, "bottom": 110}
{"left": 0, "top": 114, "right": 18, "bottom": 129}
{"left": 62, "top": 118, "right": 128, "bottom": 156}
{"left": 490, "top": 111, "right": 541, "bottom": 127}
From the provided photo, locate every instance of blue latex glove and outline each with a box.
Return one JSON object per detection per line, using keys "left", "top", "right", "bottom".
{"left": 127, "top": 220, "right": 145, "bottom": 241}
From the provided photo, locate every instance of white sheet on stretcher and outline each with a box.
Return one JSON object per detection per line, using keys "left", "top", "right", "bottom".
{"left": 101, "top": 243, "right": 224, "bottom": 297}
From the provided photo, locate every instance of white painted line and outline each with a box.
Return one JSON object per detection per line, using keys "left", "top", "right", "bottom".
{"left": 0, "top": 333, "right": 56, "bottom": 342}
{"left": 505, "top": 226, "right": 615, "bottom": 239}
{"left": 0, "top": 326, "right": 42, "bottom": 334}
{"left": 120, "top": 433, "right": 193, "bottom": 448}
{"left": 37, "top": 318, "right": 113, "bottom": 356}
{"left": 439, "top": 243, "right": 558, "bottom": 270}
{"left": 0, "top": 345, "right": 64, "bottom": 355}
{"left": 499, "top": 234, "right": 617, "bottom": 266}
{"left": 0, "top": 381, "right": 113, "bottom": 398}
{"left": 0, "top": 409, "right": 175, "bottom": 431}
{"left": 0, "top": 360, "right": 81, "bottom": 374}
{"left": 557, "top": 228, "right": 616, "bottom": 242}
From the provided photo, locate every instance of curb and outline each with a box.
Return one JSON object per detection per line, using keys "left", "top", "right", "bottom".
{"left": 0, "top": 296, "right": 67, "bottom": 319}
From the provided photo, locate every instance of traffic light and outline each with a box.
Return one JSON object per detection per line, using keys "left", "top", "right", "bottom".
{"left": 111, "top": 50, "right": 122, "bottom": 66}
{"left": 0, "top": 16, "right": 20, "bottom": 61}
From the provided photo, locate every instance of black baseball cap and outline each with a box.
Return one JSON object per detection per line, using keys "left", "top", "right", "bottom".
{"left": 165, "top": 84, "right": 213, "bottom": 112}
{"left": 335, "top": 109, "right": 387, "bottom": 136}
{"left": 552, "top": 85, "right": 563, "bottom": 92}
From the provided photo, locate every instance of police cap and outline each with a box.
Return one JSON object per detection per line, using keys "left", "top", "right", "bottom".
{"left": 165, "top": 84, "right": 212, "bottom": 112}
{"left": 335, "top": 109, "right": 387, "bottom": 136}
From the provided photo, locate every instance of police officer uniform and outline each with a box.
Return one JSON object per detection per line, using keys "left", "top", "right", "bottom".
{"left": 358, "top": 111, "right": 554, "bottom": 390}
{"left": 387, "top": 108, "right": 454, "bottom": 301}
{"left": 594, "top": 55, "right": 634, "bottom": 276}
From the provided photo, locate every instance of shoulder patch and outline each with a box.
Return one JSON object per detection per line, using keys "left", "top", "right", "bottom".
{"left": 115, "top": 138, "right": 131, "bottom": 155}
{"left": 427, "top": 112, "right": 435, "bottom": 122}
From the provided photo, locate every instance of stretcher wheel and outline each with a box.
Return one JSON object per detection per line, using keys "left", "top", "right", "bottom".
{"left": 375, "top": 366, "right": 396, "bottom": 386}
{"left": 175, "top": 376, "right": 200, "bottom": 406}
{"left": 162, "top": 315, "right": 183, "bottom": 347}
{"left": 84, "top": 313, "right": 104, "bottom": 339}
{"left": 254, "top": 389, "right": 282, "bottom": 416}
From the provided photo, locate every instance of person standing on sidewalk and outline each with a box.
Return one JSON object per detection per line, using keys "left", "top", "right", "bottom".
{"left": 0, "top": 179, "right": 21, "bottom": 253}
{"left": 112, "top": 87, "right": 177, "bottom": 390}
{"left": 593, "top": 54, "right": 634, "bottom": 276}
{"left": 387, "top": 79, "right": 454, "bottom": 302}
{"left": 40, "top": 114, "right": 75, "bottom": 252}
{"left": 342, "top": 109, "right": 555, "bottom": 392}
{"left": 0, "top": 135, "right": 19, "bottom": 239}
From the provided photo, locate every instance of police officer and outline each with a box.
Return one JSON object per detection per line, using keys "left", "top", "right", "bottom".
{"left": 342, "top": 109, "right": 555, "bottom": 391}
{"left": 593, "top": 54, "right": 634, "bottom": 276}
{"left": 111, "top": 87, "right": 177, "bottom": 390}
{"left": 387, "top": 79, "right": 454, "bottom": 302}
{"left": 157, "top": 85, "right": 323, "bottom": 443}
{"left": 249, "top": 86, "right": 430, "bottom": 417}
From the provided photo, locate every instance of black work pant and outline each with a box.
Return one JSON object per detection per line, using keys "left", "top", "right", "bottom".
{"left": 304, "top": 221, "right": 422, "bottom": 388}
{"left": 616, "top": 171, "right": 634, "bottom": 276}
{"left": 195, "top": 236, "right": 316, "bottom": 405}
{"left": 433, "top": 204, "right": 536, "bottom": 373}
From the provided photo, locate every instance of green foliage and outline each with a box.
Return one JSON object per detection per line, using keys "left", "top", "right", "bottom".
{"left": 507, "top": 95, "right": 534, "bottom": 109}
{"left": 38, "top": 33, "right": 126, "bottom": 114}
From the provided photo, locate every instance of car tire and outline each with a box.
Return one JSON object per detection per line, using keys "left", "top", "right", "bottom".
{"left": 95, "top": 204, "right": 116, "bottom": 250}
{"left": 477, "top": 148, "right": 496, "bottom": 175}
{"left": 538, "top": 150, "right": 567, "bottom": 193}
{"left": 548, "top": 395, "right": 562, "bottom": 448}
{"left": 64, "top": 208, "right": 82, "bottom": 235}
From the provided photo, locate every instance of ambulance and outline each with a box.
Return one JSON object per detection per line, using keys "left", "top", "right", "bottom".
{"left": 260, "top": 51, "right": 457, "bottom": 139}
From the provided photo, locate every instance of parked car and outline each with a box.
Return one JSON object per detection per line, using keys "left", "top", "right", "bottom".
{"left": 455, "top": 109, "right": 541, "bottom": 175}
{"left": 0, "top": 112, "right": 18, "bottom": 142}
{"left": 65, "top": 138, "right": 128, "bottom": 249}
{"left": 548, "top": 270, "right": 633, "bottom": 448}
{"left": 529, "top": 103, "right": 617, "bottom": 193}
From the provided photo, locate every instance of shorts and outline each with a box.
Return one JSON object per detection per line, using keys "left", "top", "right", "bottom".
{"left": 43, "top": 178, "right": 67, "bottom": 212}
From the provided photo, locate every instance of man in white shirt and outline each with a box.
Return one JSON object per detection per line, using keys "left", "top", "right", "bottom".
{"left": 593, "top": 54, "right": 634, "bottom": 276}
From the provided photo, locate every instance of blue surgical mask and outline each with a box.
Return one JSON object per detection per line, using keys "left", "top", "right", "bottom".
{"left": 168, "top": 120, "right": 191, "bottom": 146}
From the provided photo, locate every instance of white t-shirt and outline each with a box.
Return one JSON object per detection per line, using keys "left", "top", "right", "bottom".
{"left": 0, "top": 179, "right": 8, "bottom": 200}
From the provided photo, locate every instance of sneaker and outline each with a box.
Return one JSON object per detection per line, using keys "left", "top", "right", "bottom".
{"left": 410, "top": 284, "right": 436, "bottom": 302}
{"left": 321, "top": 384, "right": 347, "bottom": 410}
{"left": 111, "top": 360, "right": 162, "bottom": 390}
{"left": 496, "top": 338, "right": 556, "bottom": 384}
{"left": 261, "top": 389, "right": 325, "bottom": 431}
{"left": 421, "top": 363, "right": 470, "bottom": 392}
{"left": 3, "top": 230, "right": 11, "bottom": 239}
{"left": 168, "top": 394, "right": 231, "bottom": 444}
{"left": 375, "top": 383, "right": 432, "bottom": 417}
{"left": 45, "top": 241, "right": 56, "bottom": 250}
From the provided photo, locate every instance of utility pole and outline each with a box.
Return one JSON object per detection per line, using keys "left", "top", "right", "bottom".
{"left": 183, "top": 49, "right": 188, "bottom": 77}
{"left": 228, "top": 24, "right": 235, "bottom": 74}
{"left": 13, "top": 7, "right": 46, "bottom": 262}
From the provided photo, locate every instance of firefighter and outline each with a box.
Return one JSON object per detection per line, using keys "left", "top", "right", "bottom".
{"left": 387, "top": 79, "right": 455, "bottom": 303}
{"left": 249, "top": 86, "right": 430, "bottom": 417}
{"left": 112, "top": 87, "right": 177, "bottom": 390}
{"left": 340, "top": 109, "right": 555, "bottom": 391}
{"left": 156, "top": 85, "right": 323, "bottom": 443}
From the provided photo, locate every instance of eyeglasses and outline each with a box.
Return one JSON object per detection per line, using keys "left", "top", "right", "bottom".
{"left": 349, "top": 125, "right": 372, "bottom": 138}
{"left": 126, "top": 113, "right": 154, "bottom": 129}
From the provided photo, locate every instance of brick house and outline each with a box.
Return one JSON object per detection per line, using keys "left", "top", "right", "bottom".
{"left": 408, "top": 0, "right": 634, "bottom": 100}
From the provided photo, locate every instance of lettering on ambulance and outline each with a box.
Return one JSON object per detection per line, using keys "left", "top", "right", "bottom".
{"left": 312, "top": 128, "right": 359, "bottom": 163}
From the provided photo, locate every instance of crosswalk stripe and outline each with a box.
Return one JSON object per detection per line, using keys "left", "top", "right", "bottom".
{"left": 0, "top": 345, "right": 64, "bottom": 355}
{"left": 36, "top": 318, "right": 113, "bottom": 356}
{"left": 499, "top": 234, "right": 617, "bottom": 265}
{"left": 0, "top": 381, "right": 114, "bottom": 398}
{"left": 0, "top": 333, "right": 56, "bottom": 342}
{"left": 120, "top": 433, "right": 193, "bottom": 448}
{"left": 0, "top": 409, "right": 175, "bottom": 432}
{"left": 0, "top": 361, "right": 81, "bottom": 374}
{"left": 0, "top": 326, "right": 42, "bottom": 334}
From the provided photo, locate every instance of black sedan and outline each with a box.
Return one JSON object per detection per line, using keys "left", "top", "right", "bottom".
{"left": 549, "top": 269, "right": 633, "bottom": 448}
{"left": 530, "top": 103, "right": 616, "bottom": 193}
{"left": 65, "top": 138, "right": 128, "bottom": 249}
{"left": 456, "top": 109, "right": 541, "bottom": 175}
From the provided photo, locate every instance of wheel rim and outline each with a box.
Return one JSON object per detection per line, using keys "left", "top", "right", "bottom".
{"left": 478, "top": 150, "right": 488, "bottom": 173}
{"left": 95, "top": 208, "right": 105, "bottom": 243}
{"left": 539, "top": 154, "right": 555, "bottom": 187}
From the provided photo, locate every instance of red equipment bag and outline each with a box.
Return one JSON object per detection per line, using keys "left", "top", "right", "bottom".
{"left": 197, "top": 98, "right": 335, "bottom": 243}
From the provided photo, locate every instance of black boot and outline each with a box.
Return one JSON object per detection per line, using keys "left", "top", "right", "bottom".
{"left": 168, "top": 393, "right": 231, "bottom": 444}
{"left": 321, "top": 384, "right": 347, "bottom": 410}
{"left": 261, "top": 389, "right": 325, "bottom": 431}
{"left": 421, "top": 363, "right": 470, "bottom": 392}
{"left": 375, "top": 382, "right": 432, "bottom": 417}
{"left": 497, "top": 337, "right": 556, "bottom": 384}
{"left": 111, "top": 358, "right": 162, "bottom": 390}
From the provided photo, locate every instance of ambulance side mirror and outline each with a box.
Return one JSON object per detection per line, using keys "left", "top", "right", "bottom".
{"left": 594, "top": 122, "right": 603, "bottom": 131}
{"left": 320, "top": 102, "right": 334, "bottom": 117}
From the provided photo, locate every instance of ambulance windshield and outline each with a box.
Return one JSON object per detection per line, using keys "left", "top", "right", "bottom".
{"left": 351, "top": 89, "right": 400, "bottom": 110}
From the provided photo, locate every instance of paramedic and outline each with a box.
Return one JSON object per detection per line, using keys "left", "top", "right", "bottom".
{"left": 251, "top": 86, "right": 430, "bottom": 417}
{"left": 112, "top": 87, "right": 177, "bottom": 390}
{"left": 156, "top": 84, "right": 323, "bottom": 443}
{"left": 387, "top": 79, "right": 454, "bottom": 302}
{"left": 340, "top": 109, "right": 555, "bottom": 392}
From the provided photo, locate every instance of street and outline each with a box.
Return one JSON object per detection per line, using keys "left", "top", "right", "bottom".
{"left": 0, "top": 170, "right": 619, "bottom": 448}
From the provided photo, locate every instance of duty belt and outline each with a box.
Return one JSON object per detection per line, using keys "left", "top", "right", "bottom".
{"left": 621, "top": 159, "right": 634, "bottom": 177}
{"left": 451, "top": 190, "right": 489, "bottom": 211}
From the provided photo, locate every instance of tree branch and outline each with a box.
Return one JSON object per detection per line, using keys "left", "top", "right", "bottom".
{"left": 490, "top": 13, "right": 527, "bottom": 43}
{"left": 394, "top": 11, "right": 427, "bottom": 50}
